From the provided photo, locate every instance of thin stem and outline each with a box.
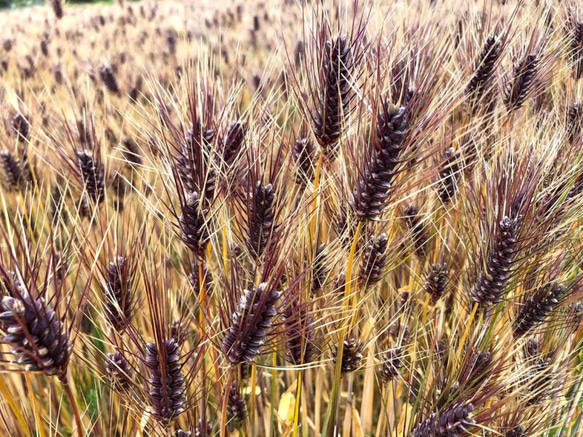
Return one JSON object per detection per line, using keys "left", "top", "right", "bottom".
{"left": 60, "top": 374, "right": 83, "bottom": 437}
{"left": 249, "top": 364, "right": 257, "bottom": 436}
{"left": 308, "top": 154, "right": 324, "bottom": 259}
{"left": 292, "top": 370, "right": 304, "bottom": 437}
{"left": 324, "top": 221, "right": 363, "bottom": 437}
{"left": 220, "top": 367, "right": 234, "bottom": 437}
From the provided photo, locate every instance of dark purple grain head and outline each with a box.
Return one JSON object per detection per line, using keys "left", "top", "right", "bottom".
{"left": 513, "top": 284, "right": 566, "bottom": 337}
{"left": 177, "top": 128, "right": 216, "bottom": 205}
{"left": 359, "top": 234, "right": 388, "bottom": 288}
{"left": 352, "top": 102, "right": 409, "bottom": 220}
{"left": 222, "top": 120, "right": 246, "bottom": 165}
{"left": 333, "top": 337, "right": 364, "bottom": 373}
{"left": 144, "top": 339, "right": 186, "bottom": 426}
{"left": 179, "top": 191, "right": 210, "bottom": 259}
{"left": 105, "top": 349, "right": 132, "bottom": 391}
{"left": 11, "top": 113, "right": 30, "bottom": 142}
{"left": 403, "top": 204, "right": 428, "bottom": 258}
{"left": 0, "top": 288, "right": 72, "bottom": 378}
{"left": 76, "top": 150, "right": 105, "bottom": 205}
{"left": 227, "top": 381, "right": 247, "bottom": 432}
{"left": 99, "top": 65, "right": 120, "bottom": 95}
{"left": 283, "top": 300, "right": 316, "bottom": 365}
{"left": 506, "top": 426, "right": 526, "bottom": 437}
{"left": 50, "top": 0, "right": 64, "bottom": 19}
{"left": 188, "top": 262, "right": 212, "bottom": 295}
{"left": 0, "top": 151, "right": 25, "bottom": 191}
{"left": 471, "top": 216, "right": 520, "bottom": 307}
{"left": 466, "top": 36, "right": 502, "bottom": 97}
{"left": 312, "top": 243, "right": 329, "bottom": 292}
{"left": 246, "top": 182, "right": 277, "bottom": 259}
{"left": 379, "top": 347, "right": 403, "bottom": 384}
{"left": 313, "top": 35, "right": 353, "bottom": 159}
{"left": 293, "top": 137, "right": 317, "bottom": 185}
{"left": 568, "top": 102, "right": 582, "bottom": 144}
{"left": 121, "top": 136, "right": 143, "bottom": 167}
{"left": 438, "top": 148, "right": 461, "bottom": 202}
{"left": 222, "top": 282, "right": 280, "bottom": 364}
{"left": 425, "top": 263, "right": 448, "bottom": 303}
{"left": 104, "top": 256, "right": 134, "bottom": 332}
{"left": 504, "top": 54, "right": 539, "bottom": 112}
{"left": 411, "top": 403, "right": 475, "bottom": 437}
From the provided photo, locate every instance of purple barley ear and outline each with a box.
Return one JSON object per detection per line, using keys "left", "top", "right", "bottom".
{"left": 471, "top": 216, "right": 520, "bottom": 307}
{"left": 425, "top": 263, "right": 448, "bottom": 303}
{"left": 175, "top": 430, "right": 191, "bottom": 437}
{"left": 144, "top": 339, "right": 187, "bottom": 426}
{"left": 567, "top": 102, "right": 582, "bottom": 145}
{"left": 359, "top": 234, "right": 388, "bottom": 288}
{"left": 504, "top": 53, "right": 539, "bottom": 112}
{"left": 50, "top": 0, "right": 64, "bottom": 19}
{"left": 506, "top": 426, "right": 527, "bottom": 437}
{"left": 76, "top": 150, "right": 105, "bottom": 206}
{"left": 513, "top": 284, "right": 566, "bottom": 337}
{"left": 378, "top": 347, "right": 403, "bottom": 384}
{"left": 410, "top": 403, "right": 475, "bottom": 437}
{"left": 246, "top": 182, "right": 277, "bottom": 259}
{"left": 0, "top": 150, "right": 25, "bottom": 191}
{"left": 120, "top": 136, "right": 143, "bottom": 168}
{"left": 179, "top": 191, "right": 210, "bottom": 259}
{"left": 351, "top": 102, "right": 409, "bottom": 221}
{"left": 222, "top": 120, "right": 246, "bottom": 165}
{"left": 0, "top": 287, "right": 72, "bottom": 378}
{"left": 403, "top": 204, "right": 428, "bottom": 258}
{"left": 99, "top": 65, "right": 120, "bottom": 95}
{"left": 222, "top": 282, "right": 280, "bottom": 365}
{"left": 468, "top": 351, "right": 492, "bottom": 385}
{"left": 333, "top": 337, "right": 364, "bottom": 373}
{"left": 283, "top": 300, "right": 316, "bottom": 365}
{"left": 105, "top": 350, "right": 132, "bottom": 391}
{"left": 437, "top": 148, "right": 461, "bottom": 203}
{"left": 226, "top": 381, "right": 247, "bottom": 432}
{"left": 176, "top": 128, "right": 216, "bottom": 206}
{"left": 11, "top": 113, "right": 30, "bottom": 142}
{"left": 568, "top": 301, "right": 583, "bottom": 333}
{"left": 292, "top": 137, "right": 317, "bottom": 186}
{"left": 188, "top": 262, "right": 212, "bottom": 296}
{"left": 104, "top": 256, "right": 135, "bottom": 332}
{"left": 312, "top": 243, "right": 329, "bottom": 292}
{"left": 466, "top": 35, "right": 502, "bottom": 100}
{"left": 313, "top": 35, "right": 353, "bottom": 160}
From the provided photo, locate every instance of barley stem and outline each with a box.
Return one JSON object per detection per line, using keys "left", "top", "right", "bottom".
{"left": 61, "top": 374, "right": 83, "bottom": 437}
{"left": 292, "top": 370, "right": 303, "bottom": 437}
{"left": 324, "top": 220, "right": 362, "bottom": 436}
{"left": 220, "top": 367, "right": 234, "bottom": 437}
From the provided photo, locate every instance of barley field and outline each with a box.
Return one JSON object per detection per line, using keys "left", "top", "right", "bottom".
{"left": 0, "top": 0, "right": 581, "bottom": 436}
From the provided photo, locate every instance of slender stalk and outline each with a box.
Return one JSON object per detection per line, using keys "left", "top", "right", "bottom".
{"left": 324, "top": 221, "right": 363, "bottom": 436}
{"left": 220, "top": 367, "right": 234, "bottom": 437}
{"left": 270, "top": 352, "right": 278, "bottom": 437}
{"left": 60, "top": 374, "right": 83, "bottom": 437}
{"left": 249, "top": 364, "right": 257, "bottom": 436}
{"left": 292, "top": 370, "right": 303, "bottom": 437}
{"left": 342, "top": 373, "right": 354, "bottom": 436}
{"left": 26, "top": 376, "right": 44, "bottom": 437}
{"left": 308, "top": 154, "right": 324, "bottom": 259}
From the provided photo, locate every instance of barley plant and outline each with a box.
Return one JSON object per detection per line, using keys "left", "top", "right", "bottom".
{"left": 0, "top": 0, "right": 582, "bottom": 435}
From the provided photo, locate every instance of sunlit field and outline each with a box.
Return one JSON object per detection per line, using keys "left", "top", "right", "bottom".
{"left": 0, "top": 0, "right": 581, "bottom": 436}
